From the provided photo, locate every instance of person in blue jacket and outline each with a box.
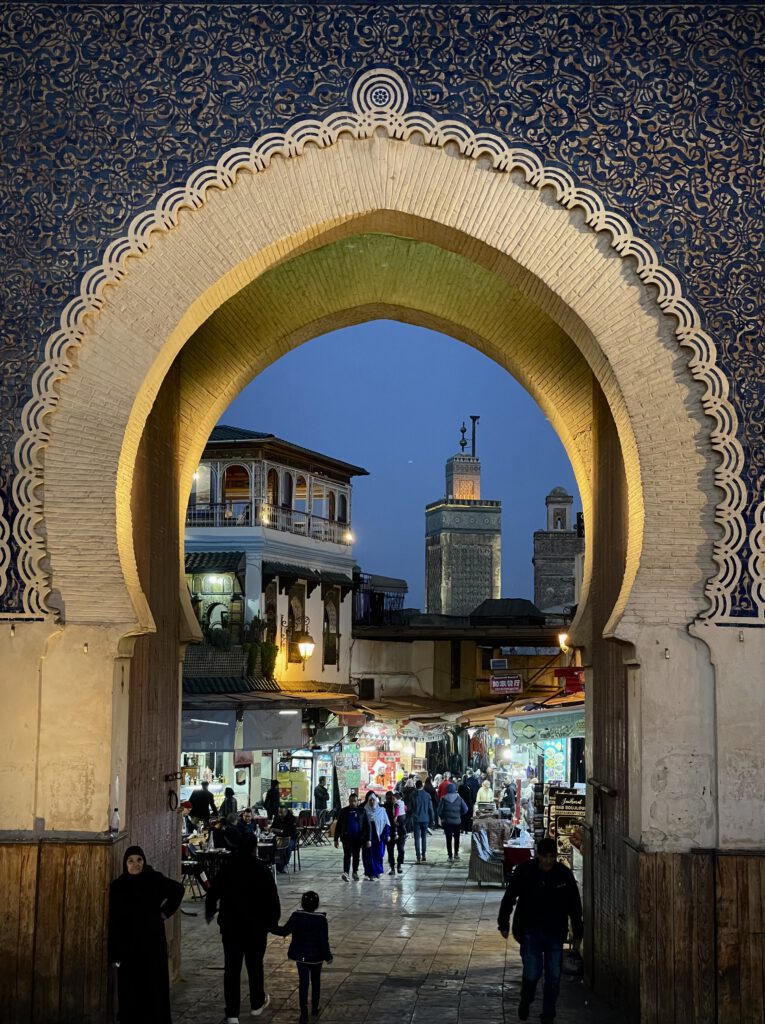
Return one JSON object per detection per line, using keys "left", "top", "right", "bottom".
{"left": 274, "top": 890, "right": 333, "bottom": 1023}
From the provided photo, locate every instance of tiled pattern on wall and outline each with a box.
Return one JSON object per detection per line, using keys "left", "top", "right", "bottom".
{"left": 0, "top": 4, "right": 763, "bottom": 616}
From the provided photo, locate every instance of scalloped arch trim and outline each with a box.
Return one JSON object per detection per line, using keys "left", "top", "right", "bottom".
{"left": 4, "top": 67, "right": 751, "bottom": 621}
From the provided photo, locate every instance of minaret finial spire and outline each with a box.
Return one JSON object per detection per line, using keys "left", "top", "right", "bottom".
{"left": 459, "top": 421, "right": 467, "bottom": 452}
{"left": 470, "top": 415, "right": 480, "bottom": 457}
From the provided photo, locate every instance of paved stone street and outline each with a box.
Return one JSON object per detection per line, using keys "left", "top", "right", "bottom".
{"left": 172, "top": 840, "right": 621, "bottom": 1024}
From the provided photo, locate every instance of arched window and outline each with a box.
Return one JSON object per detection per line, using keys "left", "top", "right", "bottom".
{"left": 222, "top": 464, "right": 251, "bottom": 524}
{"left": 294, "top": 475, "right": 308, "bottom": 513}
{"left": 337, "top": 494, "right": 348, "bottom": 525}
{"left": 282, "top": 473, "right": 293, "bottom": 509}
{"left": 323, "top": 589, "right": 340, "bottom": 667}
{"left": 288, "top": 585, "right": 306, "bottom": 663}
{"left": 266, "top": 468, "right": 279, "bottom": 507}
{"left": 328, "top": 491, "right": 336, "bottom": 521}
{"left": 312, "top": 482, "right": 328, "bottom": 519}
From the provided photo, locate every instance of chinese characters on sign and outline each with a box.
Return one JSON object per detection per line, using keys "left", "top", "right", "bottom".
{"left": 490, "top": 674, "right": 523, "bottom": 694}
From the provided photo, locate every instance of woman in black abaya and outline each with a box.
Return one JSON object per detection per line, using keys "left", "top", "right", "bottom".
{"left": 108, "top": 845, "right": 184, "bottom": 1024}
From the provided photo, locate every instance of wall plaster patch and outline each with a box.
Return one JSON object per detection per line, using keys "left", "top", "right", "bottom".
{"left": 5, "top": 68, "right": 752, "bottom": 622}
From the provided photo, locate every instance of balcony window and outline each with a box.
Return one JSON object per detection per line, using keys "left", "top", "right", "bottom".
{"left": 191, "top": 464, "right": 212, "bottom": 505}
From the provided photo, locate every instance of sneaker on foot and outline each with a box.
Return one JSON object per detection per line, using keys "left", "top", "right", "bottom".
{"left": 389, "top": 867, "right": 395, "bottom": 875}
{"left": 250, "top": 993, "right": 270, "bottom": 1017}
{"left": 415, "top": 856, "right": 421, "bottom": 863}
{"left": 341, "top": 872, "right": 350, "bottom": 881}
{"left": 352, "top": 872, "right": 359, "bottom": 880}
{"left": 225, "top": 1018, "right": 240, "bottom": 1024}
{"left": 447, "top": 855, "right": 453, "bottom": 862}
{"left": 397, "top": 865, "right": 403, "bottom": 873}
{"left": 421, "top": 856, "right": 427, "bottom": 863}
{"left": 454, "top": 851, "right": 460, "bottom": 859}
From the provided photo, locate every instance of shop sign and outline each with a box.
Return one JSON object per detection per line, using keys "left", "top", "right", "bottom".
{"left": 490, "top": 673, "right": 523, "bottom": 694}
{"left": 547, "top": 787, "right": 586, "bottom": 866}
{"left": 554, "top": 667, "right": 585, "bottom": 694}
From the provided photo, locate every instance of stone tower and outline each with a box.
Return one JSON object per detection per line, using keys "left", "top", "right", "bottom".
{"left": 532, "top": 486, "right": 585, "bottom": 612}
{"left": 425, "top": 419, "right": 501, "bottom": 614}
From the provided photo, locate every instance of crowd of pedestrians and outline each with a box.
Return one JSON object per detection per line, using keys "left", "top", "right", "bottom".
{"left": 111, "top": 769, "right": 581, "bottom": 1024}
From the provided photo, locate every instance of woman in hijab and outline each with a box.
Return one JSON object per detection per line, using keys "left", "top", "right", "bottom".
{"left": 108, "top": 845, "right": 184, "bottom": 1024}
{"left": 360, "top": 791, "right": 390, "bottom": 879}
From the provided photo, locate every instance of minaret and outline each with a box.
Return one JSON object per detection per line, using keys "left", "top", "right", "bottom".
{"left": 532, "top": 486, "right": 585, "bottom": 612}
{"left": 424, "top": 418, "right": 502, "bottom": 615}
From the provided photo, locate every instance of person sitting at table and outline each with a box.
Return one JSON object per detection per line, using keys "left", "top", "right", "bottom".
{"left": 236, "top": 808, "right": 256, "bottom": 838}
{"left": 209, "top": 817, "right": 233, "bottom": 850}
{"left": 271, "top": 806, "right": 298, "bottom": 872}
{"left": 180, "top": 800, "right": 195, "bottom": 838}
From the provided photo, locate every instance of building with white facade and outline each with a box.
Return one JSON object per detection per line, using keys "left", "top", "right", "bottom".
{"left": 184, "top": 425, "right": 367, "bottom": 688}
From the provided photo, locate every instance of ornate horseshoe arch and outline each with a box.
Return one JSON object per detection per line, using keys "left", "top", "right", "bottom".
{"left": 3, "top": 68, "right": 749, "bottom": 624}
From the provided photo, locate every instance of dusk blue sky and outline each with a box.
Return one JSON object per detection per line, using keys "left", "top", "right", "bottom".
{"left": 221, "top": 321, "right": 581, "bottom": 610}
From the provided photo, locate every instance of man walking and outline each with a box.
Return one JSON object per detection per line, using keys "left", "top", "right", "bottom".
{"left": 412, "top": 779, "right": 434, "bottom": 863}
{"left": 334, "top": 792, "right": 362, "bottom": 880}
{"left": 206, "top": 832, "right": 281, "bottom": 1023}
{"left": 188, "top": 779, "right": 217, "bottom": 826}
{"left": 497, "top": 837, "right": 583, "bottom": 1023}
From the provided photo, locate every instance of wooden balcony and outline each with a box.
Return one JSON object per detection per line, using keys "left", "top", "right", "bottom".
{"left": 185, "top": 501, "right": 352, "bottom": 545}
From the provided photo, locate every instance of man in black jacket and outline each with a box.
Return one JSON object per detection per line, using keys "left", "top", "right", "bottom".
{"left": 333, "top": 793, "right": 362, "bottom": 880}
{"left": 497, "top": 837, "right": 583, "bottom": 1023}
{"left": 188, "top": 779, "right": 218, "bottom": 826}
{"left": 206, "top": 833, "right": 281, "bottom": 1022}
{"left": 263, "top": 779, "right": 280, "bottom": 820}
{"left": 314, "top": 776, "right": 330, "bottom": 826}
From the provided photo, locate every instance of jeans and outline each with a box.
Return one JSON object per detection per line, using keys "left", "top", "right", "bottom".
{"left": 387, "top": 830, "right": 406, "bottom": 867}
{"left": 519, "top": 931, "right": 563, "bottom": 1022}
{"left": 413, "top": 821, "right": 428, "bottom": 859}
{"left": 443, "top": 823, "right": 461, "bottom": 857}
{"left": 297, "top": 961, "right": 322, "bottom": 1012}
{"left": 221, "top": 929, "right": 268, "bottom": 1017}
{"left": 341, "top": 835, "right": 361, "bottom": 874}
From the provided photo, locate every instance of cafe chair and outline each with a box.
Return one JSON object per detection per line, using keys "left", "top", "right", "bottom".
{"left": 274, "top": 836, "right": 298, "bottom": 875}
{"left": 181, "top": 859, "right": 206, "bottom": 900}
{"left": 257, "top": 841, "right": 277, "bottom": 880}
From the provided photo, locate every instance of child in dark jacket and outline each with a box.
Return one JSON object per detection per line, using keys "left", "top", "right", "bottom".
{"left": 274, "top": 891, "right": 333, "bottom": 1022}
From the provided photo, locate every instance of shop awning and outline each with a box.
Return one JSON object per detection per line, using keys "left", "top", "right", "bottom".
{"left": 497, "top": 692, "right": 585, "bottom": 719}
{"left": 183, "top": 679, "right": 357, "bottom": 712}
{"left": 262, "top": 562, "right": 353, "bottom": 596}
{"left": 456, "top": 701, "right": 519, "bottom": 727}
{"left": 183, "top": 676, "right": 281, "bottom": 695}
{"left": 185, "top": 551, "right": 245, "bottom": 574}
{"left": 456, "top": 691, "right": 584, "bottom": 727}
{"left": 355, "top": 696, "right": 475, "bottom": 725}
